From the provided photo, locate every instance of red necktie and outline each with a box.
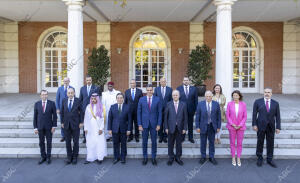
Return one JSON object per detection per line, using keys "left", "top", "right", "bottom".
{"left": 148, "top": 97, "right": 151, "bottom": 110}
{"left": 266, "top": 100, "right": 269, "bottom": 112}
{"left": 42, "top": 102, "right": 45, "bottom": 113}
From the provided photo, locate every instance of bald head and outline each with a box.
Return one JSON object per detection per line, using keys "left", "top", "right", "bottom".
{"left": 205, "top": 90, "right": 213, "bottom": 102}
{"left": 172, "top": 90, "right": 180, "bottom": 102}
{"left": 63, "top": 77, "right": 70, "bottom": 86}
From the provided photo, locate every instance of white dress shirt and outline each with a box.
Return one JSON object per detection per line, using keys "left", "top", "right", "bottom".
{"left": 264, "top": 98, "right": 271, "bottom": 109}
{"left": 235, "top": 103, "right": 239, "bottom": 118}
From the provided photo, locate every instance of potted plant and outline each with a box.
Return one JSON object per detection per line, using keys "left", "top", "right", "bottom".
{"left": 87, "top": 45, "right": 111, "bottom": 91}
{"left": 187, "top": 44, "right": 213, "bottom": 96}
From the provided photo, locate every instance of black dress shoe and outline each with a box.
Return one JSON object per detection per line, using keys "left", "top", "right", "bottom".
{"left": 163, "top": 138, "right": 168, "bottom": 143}
{"left": 97, "top": 160, "right": 103, "bottom": 164}
{"left": 159, "top": 139, "right": 163, "bottom": 143}
{"left": 72, "top": 158, "right": 77, "bottom": 165}
{"left": 83, "top": 139, "right": 86, "bottom": 143}
{"left": 113, "top": 158, "right": 120, "bottom": 164}
{"left": 121, "top": 159, "right": 126, "bottom": 164}
{"left": 47, "top": 158, "right": 51, "bottom": 164}
{"left": 60, "top": 137, "right": 65, "bottom": 142}
{"left": 84, "top": 160, "right": 90, "bottom": 164}
{"left": 38, "top": 157, "right": 46, "bottom": 165}
{"left": 175, "top": 158, "right": 184, "bottom": 166}
{"left": 152, "top": 158, "right": 157, "bottom": 166}
{"left": 189, "top": 139, "right": 195, "bottom": 143}
{"left": 65, "top": 158, "right": 72, "bottom": 165}
{"left": 199, "top": 158, "right": 206, "bottom": 164}
{"left": 135, "top": 137, "right": 139, "bottom": 142}
{"left": 209, "top": 158, "right": 218, "bottom": 165}
{"left": 142, "top": 158, "right": 148, "bottom": 165}
{"left": 167, "top": 159, "right": 174, "bottom": 166}
{"left": 267, "top": 160, "right": 277, "bottom": 168}
{"left": 106, "top": 138, "right": 111, "bottom": 142}
{"left": 257, "top": 159, "right": 263, "bottom": 167}
{"left": 128, "top": 137, "right": 133, "bottom": 142}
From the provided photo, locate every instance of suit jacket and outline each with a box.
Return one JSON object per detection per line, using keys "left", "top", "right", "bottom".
{"left": 108, "top": 103, "right": 132, "bottom": 133}
{"left": 55, "top": 85, "right": 75, "bottom": 111}
{"left": 252, "top": 98, "right": 281, "bottom": 131}
{"left": 137, "top": 96, "right": 162, "bottom": 128}
{"left": 33, "top": 100, "right": 57, "bottom": 130}
{"left": 61, "top": 97, "right": 83, "bottom": 130}
{"left": 195, "top": 100, "right": 221, "bottom": 133}
{"left": 124, "top": 88, "right": 143, "bottom": 113}
{"left": 226, "top": 101, "right": 247, "bottom": 131}
{"left": 153, "top": 86, "right": 173, "bottom": 111}
{"left": 176, "top": 85, "right": 198, "bottom": 114}
{"left": 79, "top": 84, "right": 100, "bottom": 112}
{"left": 164, "top": 101, "right": 188, "bottom": 134}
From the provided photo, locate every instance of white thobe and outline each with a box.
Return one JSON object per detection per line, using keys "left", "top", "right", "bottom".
{"left": 84, "top": 104, "right": 107, "bottom": 162}
{"left": 102, "top": 89, "right": 120, "bottom": 139}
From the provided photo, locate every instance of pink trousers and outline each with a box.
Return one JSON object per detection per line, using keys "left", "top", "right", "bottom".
{"left": 228, "top": 129, "right": 245, "bottom": 158}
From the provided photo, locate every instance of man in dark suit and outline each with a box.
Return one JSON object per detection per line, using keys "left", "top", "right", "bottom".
{"left": 138, "top": 84, "right": 162, "bottom": 166}
{"left": 79, "top": 75, "right": 101, "bottom": 143}
{"left": 56, "top": 77, "right": 74, "bottom": 142}
{"left": 177, "top": 77, "right": 198, "bottom": 143}
{"left": 196, "top": 90, "right": 221, "bottom": 165}
{"left": 164, "top": 90, "right": 188, "bottom": 166}
{"left": 124, "top": 79, "right": 143, "bottom": 142}
{"left": 108, "top": 93, "right": 132, "bottom": 164}
{"left": 34, "top": 90, "right": 57, "bottom": 164}
{"left": 61, "top": 88, "right": 83, "bottom": 165}
{"left": 252, "top": 87, "right": 281, "bottom": 168}
{"left": 154, "top": 77, "right": 172, "bottom": 143}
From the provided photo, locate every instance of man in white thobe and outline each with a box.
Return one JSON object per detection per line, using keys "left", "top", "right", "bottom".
{"left": 102, "top": 81, "right": 120, "bottom": 141}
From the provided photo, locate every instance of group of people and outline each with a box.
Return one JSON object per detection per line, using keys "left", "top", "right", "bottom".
{"left": 33, "top": 75, "right": 281, "bottom": 168}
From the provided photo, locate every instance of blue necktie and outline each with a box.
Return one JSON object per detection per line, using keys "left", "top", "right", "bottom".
{"left": 68, "top": 100, "right": 72, "bottom": 112}
{"left": 131, "top": 89, "right": 135, "bottom": 100}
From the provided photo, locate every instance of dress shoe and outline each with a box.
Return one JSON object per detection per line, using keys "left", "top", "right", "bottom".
{"left": 257, "top": 159, "right": 263, "bottom": 167}
{"left": 121, "top": 159, "right": 126, "bottom": 164}
{"left": 97, "top": 160, "right": 103, "bottom": 164}
{"left": 60, "top": 137, "right": 65, "bottom": 142}
{"left": 267, "top": 160, "right": 277, "bottom": 168}
{"left": 167, "top": 159, "right": 174, "bottom": 166}
{"left": 152, "top": 158, "right": 157, "bottom": 166}
{"left": 113, "top": 158, "right": 120, "bottom": 164}
{"left": 175, "top": 158, "right": 184, "bottom": 166}
{"left": 209, "top": 158, "right": 218, "bottom": 165}
{"left": 163, "top": 138, "right": 168, "bottom": 143}
{"left": 135, "top": 137, "right": 139, "bottom": 142}
{"left": 72, "top": 158, "right": 77, "bottom": 165}
{"left": 106, "top": 138, "right": 111, "bottom": 142}
{"left": 199, "top": 158, "right": 206, "bottom": 164}
{"left": 189, "top": 139, "right": 195, "bottom": 143}
{"left": 142, "top": 158, "right": 148, "bottom": 165}
{"left": 65, "top": 158, "right": 72, "bottom": 165}
{"left": 82, "top": 138, "right": 86, "bottom": 143}
{"left": 84, "top": 160, "right": 90, "bottom": 164}
{"left": 47, "top": 158, "right": 51, "bottom": 165}
{"left": 38, "top": 157, "right": 46, "bottom": 165}
{"left": 159, "top": 139, "right": 163, "bottom": 143}
{"left": 127, "top": 137, "right": 133, "bottom": 142}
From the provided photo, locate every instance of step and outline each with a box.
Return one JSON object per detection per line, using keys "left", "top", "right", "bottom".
{"left": 0, "top": 138, "right": 299, "bottom": 149}
{"left": 0, "top": 129, "right": 299, "bottom": 139}
{"left": 0, "top": 147, "right": 299, "bottom": 159}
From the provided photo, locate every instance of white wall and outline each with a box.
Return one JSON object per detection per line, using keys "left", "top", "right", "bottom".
{"left": 282, "top": 22, "right": 300, "bottom": 94}
{"left": 0, "top": 22, "right": 19, "bottom": 93}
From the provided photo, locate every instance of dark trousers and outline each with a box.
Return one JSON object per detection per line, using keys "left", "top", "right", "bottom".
{"left": 200, "top": 123, "right": 215, "bottom": 158}
{"left": 158, "top": 111, "right": 167, "bottom": 140}
{"left": 142, "top": 124, "right": 157, "bottom": 159}
{"left": 183, "top": 112, "right": 195, "bottom": 140}
{"left": 129, "top": 110, "right": 139, "bottom": 139}
{"left": 112, "top": 131, "right": 127, "bottom": 160}
{"left": 168, "top": 126, "right": 183, "bottom": 159}
{"left": 64, "top": 127, "right": 80, "bottom": 159}
{"left": 38, "top": 129, "right": 52, "bottom": 158}
{"left": 59, "top": 114, "right": 64, "bottom": 138}
{"left": 256, "top": 123, "right": 275, "bottom": 161}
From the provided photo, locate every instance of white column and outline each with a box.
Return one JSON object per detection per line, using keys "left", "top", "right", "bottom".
{"left": 63, "top": 0, "right": 85, "bottom": 97}
{"left": 214, "top": 0, "right": 236, "bottom": 103}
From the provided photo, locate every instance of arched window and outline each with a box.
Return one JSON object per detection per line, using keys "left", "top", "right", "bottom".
{"left": 133, "top": 31, "right": 167, "bottom": 88}
{"left": 232, "top": 31, "right": 259, "bottom": 92}
{"left": 42, "top": 31, "right": 67, "bottom": 91}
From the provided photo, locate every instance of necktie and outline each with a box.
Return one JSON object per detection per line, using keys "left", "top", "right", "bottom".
{"left": 185, "top": 86, "right": 189, "bottom": 98}
{"left": 131, "top": 89, "right": 135, "bottom": 100}
{"left": 118, "top": 104, "right": 122, "bottom": 114}
{"left": 148, "top": 97, "right": 151, "bottom": 110}
{"left": 266, "top": 100, "right": 270, "bottom": 112}
{"left": 68, "top": 100, "right": 72, "bottom": 112}
{"left": 175, "top": 102, "right": 178, "bottom": 113}
{"left": 42, "top": 102, "right": 45, "bottom": 113}
{"left": 207, "top": 102, "right": 211, "bottom": 124}
{"left": 162, "top": 87, "right": 165, "bottom": 99}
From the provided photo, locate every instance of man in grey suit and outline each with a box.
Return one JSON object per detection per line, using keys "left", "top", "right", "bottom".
{"left": 164, "top": 90, "right": 188, "bottom": 166}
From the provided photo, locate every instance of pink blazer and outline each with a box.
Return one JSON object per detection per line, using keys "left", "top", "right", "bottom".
{"left": 226, "top": 101, "right": 247, "bottom": 131}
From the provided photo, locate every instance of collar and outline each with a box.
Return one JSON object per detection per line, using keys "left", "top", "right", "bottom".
{"left": 42, "top": 100, "right": 47, "bottom": 103}
{"left": 68, "top": 98, "right": 74, "bottom": 101}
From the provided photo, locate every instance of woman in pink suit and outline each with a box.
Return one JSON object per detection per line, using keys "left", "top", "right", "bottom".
{"left": 226, "top": 90, "right": 247, "bottom": 167}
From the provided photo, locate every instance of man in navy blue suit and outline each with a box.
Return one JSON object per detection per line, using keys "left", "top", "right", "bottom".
{"left": 34, "top": 90, "right": 57, "bottom": 165}
{"left": 108, "top": 93, "right": 132, "bottom": 164}
{"left": 196, "top": 90, "right": 221, "bottom": 165}
{"left": 124, "top": 79, "right": 143, "bottom": 142}
{"left": 79, "top": 75, "right": 101, "bottom": 143}
{"left": 56, "top": 77, "right": 74, "bottom": 142}
{"left": 252, "top": 87, "right": 281, "bottom": 168}
{"left": 177, "top": 77, "right": 198, "bottom": 143}
{"left": 154, "top": 77, "right": 172, "bottom": 143}
{"left": 138, "top": 84, "right": 162, "bottom": 165}
{"left": 61, "top": 88, "right": 83, "bottom": 165}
